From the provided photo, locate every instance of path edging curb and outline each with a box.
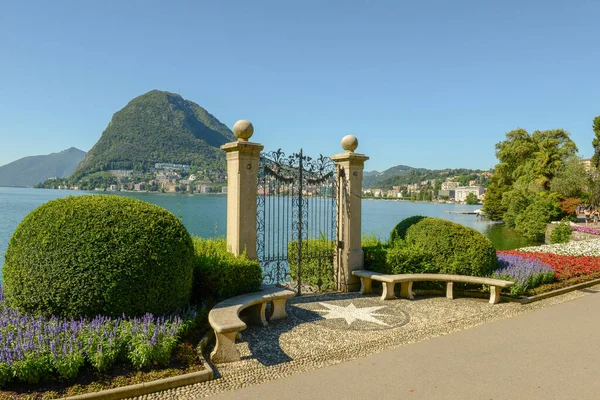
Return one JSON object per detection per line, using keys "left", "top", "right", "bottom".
{"left": 503, "top": 277, "right": 600, "bottom": 304}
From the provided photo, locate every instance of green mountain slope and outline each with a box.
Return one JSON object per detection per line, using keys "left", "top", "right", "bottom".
{"left": 0, "top": 148, "right": 86, "bottom": 187}
{"left": 363, "top": 165, "right": 489, "bottom": 188}
{"left": 72, "top": 90, "right": 235, "bottom": 178}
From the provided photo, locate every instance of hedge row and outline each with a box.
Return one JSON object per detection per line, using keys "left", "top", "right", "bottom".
{"left": 3, "top": 195, "right": 264, "bottom": 318}
{"left": 3, "top": 196, "right": 195, "bottom": 318}
{"left": 366, "top": 217, "right": 497, "bottom": 278}
{"left": 193, "top": 237, "right": 263, "bottom": 305}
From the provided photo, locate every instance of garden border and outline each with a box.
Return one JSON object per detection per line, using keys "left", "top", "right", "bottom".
{"left": 62, "top": 332, "right": 215, "bottom": 400}
{"left": 502, "top": 277, "right": 600, "bottom": 304}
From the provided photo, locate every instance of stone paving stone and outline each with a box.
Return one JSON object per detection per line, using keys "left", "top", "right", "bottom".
{"left": 128, "top": 286, "right": 600, "bottom": 399}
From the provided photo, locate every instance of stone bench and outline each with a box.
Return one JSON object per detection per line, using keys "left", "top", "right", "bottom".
{"left": 208, "top": 285, "right": 296, "bottom": 363}
{"left": 352, "top": 270, "right": 514, "bottom": 304}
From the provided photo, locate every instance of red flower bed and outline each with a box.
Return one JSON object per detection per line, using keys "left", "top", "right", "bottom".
{"left": 497, "top": 250, "right": 600, "bottom": 280}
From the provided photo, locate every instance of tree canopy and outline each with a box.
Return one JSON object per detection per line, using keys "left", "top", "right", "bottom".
{"left": 483, "top": 128, "right": 578, "bottom": 239}
{"left": 591, "top": 115, "right": 600, "bottom": 168}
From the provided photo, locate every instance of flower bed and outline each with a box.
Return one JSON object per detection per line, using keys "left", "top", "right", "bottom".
{"left": 492, "top": 253, "right": 555, "bottom": 296}
{"left": 0, "top": 286, "right": 198, "bottom": 388}
{"left": 495, "top": 239, "right": 600, "bottom": 294}
{"left": 570, "top": 225, "right": 600, "bottom": 236}
{"left": 498, "top": 250, "right": 600, "bottom": 280}
{"left": 518, "top": 238, "right": 600, "bottom": 257}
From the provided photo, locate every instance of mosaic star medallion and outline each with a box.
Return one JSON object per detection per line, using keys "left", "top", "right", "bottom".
{"left": 314, "top": 303, "right": 390, "bottom": 326}
{"left": 288, "top": 294, "right": 410, "bottom": 331}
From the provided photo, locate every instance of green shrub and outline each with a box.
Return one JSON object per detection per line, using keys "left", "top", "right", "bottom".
{"left": 193, "top": 237, "right": 263, "bottom": 304}
{"left": 514, "top": 194, "right": 564, "bottom": 241}
{"left": 385, "top": 245, "right": 436, "bottom": 274}
{"left": 389, "top": 215, "right": 426, "bottom": 243}
{"left": 404, "top": 217, "right": 497, "bottom": 276}
{"left": 363, "top": 233, "right": 435, "bottom": 275}
{"left": 3, "top": 195, "right": 195, "bottom": 318}
{"left": 550, "top": 219, "right": 573, "bottom": 244}
{"left": 288, "top": 239, "right": 335, "bottom": 290}
{"left": 363, "top": 233, "right": 389, "bottom": 273}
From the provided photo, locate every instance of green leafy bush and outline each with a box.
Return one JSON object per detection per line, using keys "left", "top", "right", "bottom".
{"left": 550, "top": 219, "right": 573, "bottom": 244}
{"left": 389, "top": 215, "right": 426, "bottom": 243}
{"left": 363, "top": 233, "right": 389, "bottom": 273}
{"left": 404, "top": 217, "right": 497, "bottom": 277}
{"left": 363, "top": 233, "right": 435, "bottom": 275}
{"left": 193, "top": 237, "right": 263, "bottom": 304}
{"left": 385, "top": 245, "right": 435, "bottom": 274}
{"left": 3, "top": 195, "right": 195, "bottom": 318}
{"left": 514, "top": 194, "right": 565, "bottom": 241}
{"left": 288, "top": 239, "right": 336, "bottom": 290}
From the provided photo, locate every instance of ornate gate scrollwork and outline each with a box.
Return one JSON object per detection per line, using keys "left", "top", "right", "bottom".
{"left": 257, "top": 149, "right": 337, "bottom": 295}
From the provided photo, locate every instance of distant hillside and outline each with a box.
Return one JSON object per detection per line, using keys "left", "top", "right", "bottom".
{"left": 72, "top": 90, "right": 235, "bottom": 178}
{"left": 0, "top": 148, "right": 86, "bottom": 187}
{"left": 363, "top": 164, "right": 489, "bottom": 188}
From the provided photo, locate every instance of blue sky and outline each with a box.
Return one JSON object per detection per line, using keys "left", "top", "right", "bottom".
{"left": 1, "top": 0, "right": 598, "bottom": 172}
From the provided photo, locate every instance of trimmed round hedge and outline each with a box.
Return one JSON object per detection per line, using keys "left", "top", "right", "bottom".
{"left": 389, "top": 215, "right": 426, "bottom": 243}
{"left": 404, "top": 217, "right": 497, "bottom": 277}
{"left": 3, "top": 195, "right": 195, "bottom": 318}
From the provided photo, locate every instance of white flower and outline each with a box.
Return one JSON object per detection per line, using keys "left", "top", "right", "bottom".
{"left": 518, "top": 239, "right": 600, "bottom": 257}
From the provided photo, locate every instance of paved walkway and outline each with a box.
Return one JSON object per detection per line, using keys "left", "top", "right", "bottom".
{"left": 134, "top": 285, "right": 600, "bottom": 399}
{"left": 210, "top": 288, "right": 600, "bottom": 400}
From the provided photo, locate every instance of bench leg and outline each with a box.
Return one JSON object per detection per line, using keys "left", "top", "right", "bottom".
{"left": 446, "top": 282, "right": 454, "bottom": 300}
{"left": 210, "top": 331, "right": 240, "bottom": 364}
{"left": 380, "top": 282, "right": 396, "bottom": 300}
{"left": 270, "top": 299, "right": 288, "bottom": 321}
{"left": 360, "top": 277, "right": 372, "bottom": 295}
{"left": 400, "top": 282, "right": 414, "bottom": 300}
{"left": 489, "top": 286, "right": 501, "bottom": 304}
{"left": 245, "top": 302, "right": 268, "bottom": 327}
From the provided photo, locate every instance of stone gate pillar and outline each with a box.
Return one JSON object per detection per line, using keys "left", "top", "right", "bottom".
{"left": 332, "top": 135, "right": 369, "bottom": 292}
{"left": 221, "top": 120, "right": 263, "bottom": 260}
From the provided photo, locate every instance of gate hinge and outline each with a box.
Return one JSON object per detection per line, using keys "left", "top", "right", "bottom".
{"left": 337, "top": 240, "right": 344, "bottom": 249}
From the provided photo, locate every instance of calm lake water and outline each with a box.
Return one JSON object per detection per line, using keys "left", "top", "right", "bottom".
{"left": 0, "top": 188, "right": 538, "bottom": 280}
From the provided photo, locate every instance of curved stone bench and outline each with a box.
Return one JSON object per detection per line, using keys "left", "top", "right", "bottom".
{"left": 208, "top": 286, "right": 296, "bottom": 364}
{"left": 352, "top": 270, "right": 514, "bottom": 304}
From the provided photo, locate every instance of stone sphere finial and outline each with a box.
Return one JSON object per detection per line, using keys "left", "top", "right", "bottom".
{"left": 233, "top": 120, "right": 254, "bottom": 141}
{"left": 341, "top": 135, "right": 358, "bottom": 152}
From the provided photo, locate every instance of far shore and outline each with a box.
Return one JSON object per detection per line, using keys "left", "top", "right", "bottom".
{"left": 6, "top": 186, "right": 482, "bottom": 205}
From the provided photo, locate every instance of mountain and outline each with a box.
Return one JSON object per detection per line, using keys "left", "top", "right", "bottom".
{"left": 363, "top": 164, "right": 489, "bottom": 188}
{"left": 72, "top": 90, "right": 236, "bottom": 178}
{"left": 0, "top": 148, "right": 86, "bottom": 187}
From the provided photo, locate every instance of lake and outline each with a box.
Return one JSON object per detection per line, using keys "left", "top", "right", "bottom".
{"left": 0, "top": 187, "right": 538, "bottom": 279}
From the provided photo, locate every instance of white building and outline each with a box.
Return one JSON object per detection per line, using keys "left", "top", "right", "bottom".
{"left": 441, "top": 181, "right": 460, "bottom": 191}
{"left": 455, "top": 186, "right": 486, "bottom": 202}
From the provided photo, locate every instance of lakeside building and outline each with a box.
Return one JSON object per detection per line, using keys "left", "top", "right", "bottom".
{"left": 154, "top": 163, "right": 191, "bottom": 171}
{"left": 441, "top": 181, "right": 459, "bottom": 191}
{"left": 197, "top": 185, "right": 212, "bottom": 193}
{"left": 438, "top": 189, "right": 455, "bottom": 199}
{"left": 455, "top": 186, "right": 486, "bottom": 202}
{"left": 406, "top": 183, "right": 419, "bottom": 192}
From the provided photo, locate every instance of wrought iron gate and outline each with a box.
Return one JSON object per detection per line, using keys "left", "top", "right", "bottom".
{"left": 257, "top": 149, "right": 337, "bottom": 295}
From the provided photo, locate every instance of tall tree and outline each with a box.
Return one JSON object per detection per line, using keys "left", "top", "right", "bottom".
{"left": 484, "top": 128, "right": 577, "bottom": 221}
{"left": 549, "top": 157, "right": 588, "bottom": 199}
{"left": 592, "top": 115, "right": 600, "bottom": 168}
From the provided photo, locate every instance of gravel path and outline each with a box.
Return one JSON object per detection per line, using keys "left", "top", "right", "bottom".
{"left": 128, "top": 286, "right": 600, "bottom": 399}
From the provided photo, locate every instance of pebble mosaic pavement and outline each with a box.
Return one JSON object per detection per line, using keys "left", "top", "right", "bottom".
{"left": 128, "top": 286, "right": 600, "bottom": 399}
